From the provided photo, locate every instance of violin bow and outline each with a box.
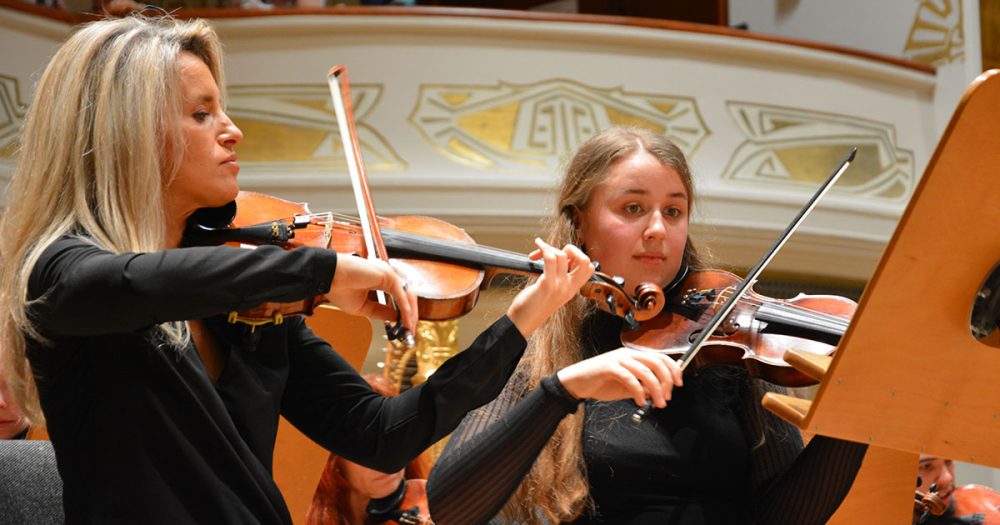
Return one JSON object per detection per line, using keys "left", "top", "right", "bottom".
{"left": 327, "top": 66, "right": 413, "bottom": 345}
{"left": 632, "top": 147, "right": 857, "bottom": 423}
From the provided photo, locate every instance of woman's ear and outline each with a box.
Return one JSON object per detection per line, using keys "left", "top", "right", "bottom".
{"left": 568, "top": 205, "right": 585, "bottom": 245}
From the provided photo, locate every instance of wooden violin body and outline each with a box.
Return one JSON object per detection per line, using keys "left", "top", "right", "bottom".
{"left": 955, "top": 485, "right": 1000, "bottom": 524}
{"left": 623, "top": 269, "right": 856, "bottom": 387}
{"left": 226, "top": 191, "right": 487, "bottom": 323}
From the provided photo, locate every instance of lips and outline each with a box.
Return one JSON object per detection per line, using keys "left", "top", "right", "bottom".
{"left": 634, "top": 253, "right": 667, "bottom": 265}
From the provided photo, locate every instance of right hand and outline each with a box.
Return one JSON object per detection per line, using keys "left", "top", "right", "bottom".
{"left": 556, "top": 348, "right": 683, "bottom": 408}
{"left": 326, "top": 255, "right": 419, "bottom": 333}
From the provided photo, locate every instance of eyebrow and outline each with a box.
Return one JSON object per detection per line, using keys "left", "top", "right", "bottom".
{"left": 620, "top": 188, "right": 688, "bottom": 199}
{"left": 185, "top": 93, "right": 217, "bottom": 105}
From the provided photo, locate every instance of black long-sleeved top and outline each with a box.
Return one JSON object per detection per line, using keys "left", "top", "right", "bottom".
{"left": 26, "top": 236, "right": 527, "bottom": 524}
{"left": 428, "top": 311, "right": 868, "bottom": 525}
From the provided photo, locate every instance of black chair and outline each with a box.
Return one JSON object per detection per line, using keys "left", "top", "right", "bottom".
{"left": 0, "top": 440, "right": 63, "bottom": 525}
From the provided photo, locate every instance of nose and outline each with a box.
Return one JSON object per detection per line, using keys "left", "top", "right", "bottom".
{"left": 219, "top": 112, "right": 243, "bottom": 149}
{"left": 940, "top": 466, "right": 955, "bottom": 488}
{"left": 643, "top": 210, "right": 668, "bottom": 240}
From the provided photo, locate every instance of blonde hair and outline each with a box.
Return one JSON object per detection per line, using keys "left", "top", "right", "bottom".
{"left": 0, "top": 15, "right": 225, "bottom": 424}
{"left": 502, "top": 126, "right": 705, "bottom": 523}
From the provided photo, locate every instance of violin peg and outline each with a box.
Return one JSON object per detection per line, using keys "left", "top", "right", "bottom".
{"left": 623, "top": 311, "right": 638, "bottom": 330}
{"left": 605, "top": 293, "right": 618, "bottom": 316}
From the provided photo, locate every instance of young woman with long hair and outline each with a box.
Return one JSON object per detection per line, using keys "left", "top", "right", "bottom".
{"left": 427, "top": 126, "right": 869, "bottom": 525}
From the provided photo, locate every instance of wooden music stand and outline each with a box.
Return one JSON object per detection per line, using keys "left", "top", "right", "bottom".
{"left": 763, "top": 69, "right": 1000, "bottom": 523}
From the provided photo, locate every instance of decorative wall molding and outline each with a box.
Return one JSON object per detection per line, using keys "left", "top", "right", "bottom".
{"left": 722, "top": 102, "right": 915, "bottom": 201}
{"left": 409, "top": 79, "right": 708, "bottom": 173}
{"left": 0, "top": 74, "right": 27, "bottom": 160}
{"left": 228, "top": 83, "right": 406, "bottom": 173}
{"left": 904, "top": 0, "right": 965, "bottom": 66}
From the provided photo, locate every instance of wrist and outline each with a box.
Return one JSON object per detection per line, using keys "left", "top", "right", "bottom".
{"left": 506, "top": 301, "right": 542, "bottom": 339}
{"left": 542, "top": 374, "right": 581, "bottom": 412}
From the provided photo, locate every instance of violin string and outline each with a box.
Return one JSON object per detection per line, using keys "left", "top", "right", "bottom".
{"left": 325, "top": 213, "right": 546, "bottom": 264}
{"left": 712, "top": 287, "right": 851, "bottom": 331}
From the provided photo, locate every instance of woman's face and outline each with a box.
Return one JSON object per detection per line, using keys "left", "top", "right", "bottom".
{"left": 576, "top": 150, "right": 690, "bottom": 295}
{"left": 339, "top": 460, "right": 406, "bottom": 500}
{"left": 164, "top": 52, "right": 243, "bottom": 221}
{"left": 0, "top": 373, "right": 28, "bottom": 439}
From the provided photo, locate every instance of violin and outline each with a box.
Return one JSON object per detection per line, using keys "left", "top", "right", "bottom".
{"left": 915, "top": 483, "right": 1000, "bottom": 524}
{"left": 185, "top": 191, "right": 665, "bottom": 328}
{"left": 622, "top": 268, "right": 857, "bottom": 387}
{"left": 954, "top": 485, "right": 1000, "bottom": 521}
{"left": 366, "top": 478, "right": 432, "bottom": 525}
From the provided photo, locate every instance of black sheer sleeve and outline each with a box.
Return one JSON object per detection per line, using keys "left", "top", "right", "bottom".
{"left": 427, "top": 374, "right": 580, "bottom": 525}
{"left": 741, "top": 380, "right": 868, "bottom": 525}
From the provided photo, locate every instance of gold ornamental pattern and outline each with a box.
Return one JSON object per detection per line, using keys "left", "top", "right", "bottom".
{"left": 409, "top": 79, "right": 709, "bottom": 172}
{"left": 382, "top": 320, "right": 460, "bottom": 392}
{"left": 0, "top": 75, "right": 27, "bottom": 160}
{"left": 722, "top": 102, "right": 915, "bottom": 201}
{"left": 903, "top": 0, "right": 964, "bottom": 66}
{"left": 226, "top": 84, "right": 405, "bottom": 171}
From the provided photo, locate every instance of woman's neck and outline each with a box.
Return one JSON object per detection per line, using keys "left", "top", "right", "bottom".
{"left": 346, "top": 489, "right": 370, "bottom": 525}
{"left": 165, "top": 214, "right": 188, "bottom": 249}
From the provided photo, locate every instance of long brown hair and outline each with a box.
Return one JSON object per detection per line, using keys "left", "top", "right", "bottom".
{"left": 0, "top": 15, "right": 224, "bottom": 425}
{"left": 306, "top": 375, "right": 432, "bottom": 525}
{"left": 502, "top": 126, "right": 706, "bottom": 523}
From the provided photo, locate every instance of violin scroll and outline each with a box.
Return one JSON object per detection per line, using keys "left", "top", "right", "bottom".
{"left": 915, "top": 483, "right": 949, "bottom": 523}
{"left": 580, "top": 273, "right": 665, "bottom": 329}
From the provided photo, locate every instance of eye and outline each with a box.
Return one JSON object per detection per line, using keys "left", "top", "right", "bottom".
{"left": 623, "top": 203, "right": 643, "bottom": 214}
{"left": 665, "top": 207, "right": 682, "bottom": 218}
{"left": 193, "top": 111, "right": 210, "bottom": 122}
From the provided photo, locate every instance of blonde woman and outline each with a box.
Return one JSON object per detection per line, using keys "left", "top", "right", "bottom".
{"left": 428, "top": 127, "right": 869, "bottom": 525}
{"left": 0, "top": 15, "right": 593, "bottom": 523}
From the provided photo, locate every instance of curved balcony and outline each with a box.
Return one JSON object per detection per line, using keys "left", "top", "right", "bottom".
{"left": 0, "top": 3, "right": 938, "bottom": 286}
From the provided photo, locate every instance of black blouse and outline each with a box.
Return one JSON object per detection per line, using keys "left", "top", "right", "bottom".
{"left": 428, "top": 311, "right": 868, "bottom": 525}
{"left": 26, "top": 236, "right": 528, "bottom": 524}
